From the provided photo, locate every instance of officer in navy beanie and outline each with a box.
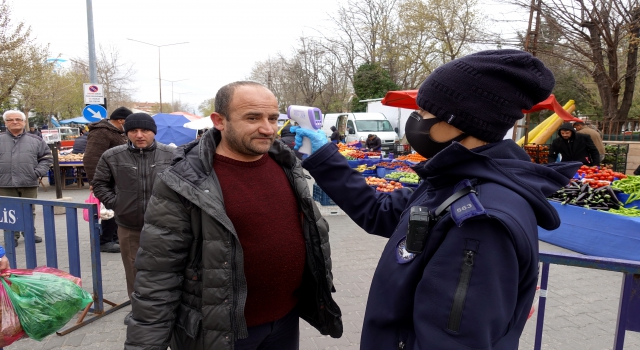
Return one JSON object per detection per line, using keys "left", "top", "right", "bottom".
{"left": 124, "top": 113, "right": 157, "bottom": 134}
{"left": 416, "top": 49, "right": 555, "bottom": 143}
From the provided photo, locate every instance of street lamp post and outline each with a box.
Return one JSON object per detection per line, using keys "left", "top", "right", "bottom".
{"left": 161, "top": 78, "right": 188, "bottom": 106}
{"left": 127, "top": 39, "right": 188, "bottom": 113}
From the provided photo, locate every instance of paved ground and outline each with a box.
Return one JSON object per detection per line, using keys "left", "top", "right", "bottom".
{"left": 5, "top": 181, "right": 640, "bottom": 349}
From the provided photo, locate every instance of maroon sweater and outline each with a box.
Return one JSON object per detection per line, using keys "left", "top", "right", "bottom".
{"left": 213, "top": 153, "right": 306, "bottom": 327}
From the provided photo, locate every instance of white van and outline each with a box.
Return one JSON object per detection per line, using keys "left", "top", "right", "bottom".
{"left": 322, "top": 112, "right": 398, "bottom": 152}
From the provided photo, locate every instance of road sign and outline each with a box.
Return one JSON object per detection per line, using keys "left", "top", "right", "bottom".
{"left": 84, "top": 96, "right": 105, "bottom": 105}
{"left": 83, "top": 104, "right": 107, "bottom": 122}
{"left": 83, "top": 83, "right": 104, "bottom": 98}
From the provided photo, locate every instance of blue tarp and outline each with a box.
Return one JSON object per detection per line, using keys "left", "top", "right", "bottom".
{"left": 538, "top": 201, "right": 640, "bottom": 261}
{"left": 59, "top": 116, "right": 92, "bottom": 125}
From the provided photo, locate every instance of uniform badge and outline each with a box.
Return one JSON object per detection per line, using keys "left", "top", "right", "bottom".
{"left": 396, "top": 236, "right": 416, "bottom": 264}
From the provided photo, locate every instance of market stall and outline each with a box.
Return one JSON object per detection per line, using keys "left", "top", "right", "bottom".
{"left": 47, "top": 152, "right": 87, "bottom": 190}
{"left": 541, "top": 166, "right": 640, "bottom": 261}
{"left": 312, "top": 142, "right": 426, "bottom": 204}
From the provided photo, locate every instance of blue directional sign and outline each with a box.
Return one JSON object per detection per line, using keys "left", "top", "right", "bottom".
{"left": 83, "top": 104, "right": 107, "bottom": 122}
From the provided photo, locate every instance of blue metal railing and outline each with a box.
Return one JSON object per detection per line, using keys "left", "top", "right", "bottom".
{"left": 0, "top": 196, "right": 129, "bottom": 338}
{"left": 535, "top": 251, "right": 640, "bottom": 349}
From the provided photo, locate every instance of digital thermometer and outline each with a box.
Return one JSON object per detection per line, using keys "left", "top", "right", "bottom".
{"left": 287, "top": 105, "right": 323, "bottom": 154}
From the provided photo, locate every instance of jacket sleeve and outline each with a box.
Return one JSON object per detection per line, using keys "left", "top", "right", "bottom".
{"left": 125, "top": 178, "right": 193, "bottom": 350}
{"left": 34, "top": 139, "right": 53, "bottom": 178}
{"left": 584, "top": 135, "right": 600, "bottom": 165}
{"left": 373, "top": 137, "right": 382, "bottom": 149}
{"left": 412, "top": 217, "right": 523, "bottom": 349}
{"left": 303, "top": 143, "right": 412, "bottom": 238}
{"left": 83, "top": 130, "right": 111, "bottom": 181}
{"left": 91, "top": 155, "right": 117, "bottom": 209}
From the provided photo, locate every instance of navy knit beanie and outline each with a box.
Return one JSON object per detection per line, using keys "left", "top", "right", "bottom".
{"left": 124, "top": 113, "right": 157, "bottom": 134}
{"left": 109, "top": 107, "right": 132, "bottom": 120}
{"left": 416, "top": 50, "right": 555, "bottom": 143}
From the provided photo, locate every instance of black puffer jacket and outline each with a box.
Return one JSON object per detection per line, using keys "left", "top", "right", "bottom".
{"left": 548, "top": 122, "right": 600, "bottom": 166}
{"left": 91, "top": 141, "right": 175, "bottom": 230}
{"left": 125, "top": 129, "right": 342, "bottom": 350}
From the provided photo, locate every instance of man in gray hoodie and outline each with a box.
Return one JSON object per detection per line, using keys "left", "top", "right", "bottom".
{"left": 0, "top": 110, "right": 53, "bottom": 246}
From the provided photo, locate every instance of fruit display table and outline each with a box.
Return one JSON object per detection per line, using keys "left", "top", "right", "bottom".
{"left": 538, "top": 201, "right": 640, "bottom": 261}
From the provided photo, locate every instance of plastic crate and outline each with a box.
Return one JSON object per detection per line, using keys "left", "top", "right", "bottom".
{"left": 47, "top": 168, "right": 75, "bottom": 186}
{"left": 313, "top": 183, "right": 336, "bottom": 206}
{"left": 603, "top": 143, "right": 629, "bottom": 172}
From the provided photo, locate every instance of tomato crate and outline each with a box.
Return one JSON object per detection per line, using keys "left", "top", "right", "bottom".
{"left": 313, "top": 183, "right": 336, "bottom": 206}
{"left": 523, "top": 144, "right": 549, "bottom": 164}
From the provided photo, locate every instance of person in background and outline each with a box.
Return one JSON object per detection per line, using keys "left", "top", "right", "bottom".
{"left": 92, "top": 113, "right": 174, "bottom": 322}
{"left": 83, "top": 106, "right": 132, "bottom": 253}
{"left": 365, "top": 133, "right": 381, "bottom": 151}
{"left": 0, "top": 110, "right": 52, "bottom": 246}
{"left": 573, "top": 121, "right": 605, "bottom": 163}
{"left": 330, "top": 126, "right": 340, "bottom": 144}
{"left": 279, "top": 123, "right": 304, "bottom": 160}
{"left": 125, "top": 81, "right": 341, "bottom": 350}
{"left": 28, "top": 125, "right": 42, "bottom": 138}
{"left": 293, "top": 50, "right": 582, "bottom": 349}
{"left": 72, "top": 131, "right": 88, "bottom": 154}
{"left": 548, "top": 122, "right": 600, "bottom": 166}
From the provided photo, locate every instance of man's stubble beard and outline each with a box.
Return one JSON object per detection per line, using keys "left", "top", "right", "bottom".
{"left": 225, "top": 122, "right": 274, "bottom": 157}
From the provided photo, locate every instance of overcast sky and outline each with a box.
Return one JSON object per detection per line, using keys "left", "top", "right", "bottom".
{"left": 10, "top": 0, "right": 525, "bottom": 116}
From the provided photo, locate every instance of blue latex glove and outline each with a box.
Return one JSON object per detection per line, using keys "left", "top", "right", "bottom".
{"left": 290, "top": 126, "right": 328, "bottom": 154}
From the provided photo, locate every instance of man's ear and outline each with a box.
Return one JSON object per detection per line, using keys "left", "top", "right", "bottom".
{"left": 211, "top": 113, "right": 225, "bottom": 131}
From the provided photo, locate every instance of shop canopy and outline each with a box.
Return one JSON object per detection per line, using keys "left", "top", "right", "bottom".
{"left": 381, "top": 90, "right": 581, "bottom": 122}
{"left": 59, "top": 116, "right": 92, "bottom": 125}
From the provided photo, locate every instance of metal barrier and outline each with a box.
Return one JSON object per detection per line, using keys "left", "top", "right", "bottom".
{"left": 0, "top": 195, "right": 130, "bottom": 336}
{"left": 535, "top": 251, "right": 640, "bottom": 349}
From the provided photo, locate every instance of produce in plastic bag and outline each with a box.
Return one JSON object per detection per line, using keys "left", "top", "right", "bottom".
{"left": 2, "top": 273, "right": 93, "bottom": 341}
{"left": 0, "top": 281, "right": 25, "bottom": 346}
{"left": 33, "top": 266, "right": 82, "bottom": 287}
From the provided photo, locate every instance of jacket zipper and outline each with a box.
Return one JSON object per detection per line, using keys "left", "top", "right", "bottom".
{"left": 140, "top": 148, "right": 147, "bottom": 218}
{"left": 231, "top": 238, "right": 239, "bottom": 340}
{"left": 447, "top": 248, "right": 476, "bottom": 332}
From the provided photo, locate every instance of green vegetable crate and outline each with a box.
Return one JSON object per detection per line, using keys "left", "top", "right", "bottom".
{"left": 603, "top": 143, "right": 628, "bottom": 173}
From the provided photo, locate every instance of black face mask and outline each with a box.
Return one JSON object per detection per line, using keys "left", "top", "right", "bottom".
{"left": 405, "top": 112, "right": 467, "bottom": 159}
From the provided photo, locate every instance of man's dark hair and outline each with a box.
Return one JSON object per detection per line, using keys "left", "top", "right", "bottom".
{"left": 573, "top": 121, "right": 585, "bottom": 126}
{"left": 215, "top": 81, "right": 266, "bottom": 120}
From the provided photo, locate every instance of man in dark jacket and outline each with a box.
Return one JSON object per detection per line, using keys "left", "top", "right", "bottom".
{"left": 329, "top": 126, "right": 340, "bottom": 143}
{"left": 125, "top": 81, "right": 341, "bottom": 350}
{"left": 71, "top": 132, "right": 88, "bottom": 154}
{"left": 28, "top": 125, "right": 42, "bottom": 138}
{"left": 573, "top": 121, "right": 605, "bottom": 163}
{"left": 293, "top": 50, "right": 581, "bottom": 349}
{"left": 279, "top": 123, "right": 304, "bottom": 160}
{"left": 0, "top": 110, "right": 52, "bottom": 246}
{"left": 92, "top": 113, "right": 175, "bottom": 303}
{"left": 548, "top": 122, "right": 600, "bottom": 166}
{"left": 365, "top": 134, "right": 381, "bottom": 151}
{"left": 83, "top": 106, "right": 131, "bottom": 253}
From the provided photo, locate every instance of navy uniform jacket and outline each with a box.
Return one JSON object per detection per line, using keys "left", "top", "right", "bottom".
{"left": 303, "top": 141, "right": 580, "bottom": 350}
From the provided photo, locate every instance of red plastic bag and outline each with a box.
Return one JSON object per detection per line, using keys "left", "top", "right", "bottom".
{"left": 83, "top": 192, "right": 100, "bottom": 222}
{"left": 0, "top": 278, "right": 25, "bottom": 346}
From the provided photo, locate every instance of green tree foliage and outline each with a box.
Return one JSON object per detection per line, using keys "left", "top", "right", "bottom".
{"left": 509, "top": 0, "right": 640, "bottom": 121}
{"left": 0, "top": 0, "right": 40, "bottom": 107}
{"left": 351, "top": 63, "right": 399, "bottom": 112}
{"left": 198, "top": 97, "right": 215, "bottom": 117}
